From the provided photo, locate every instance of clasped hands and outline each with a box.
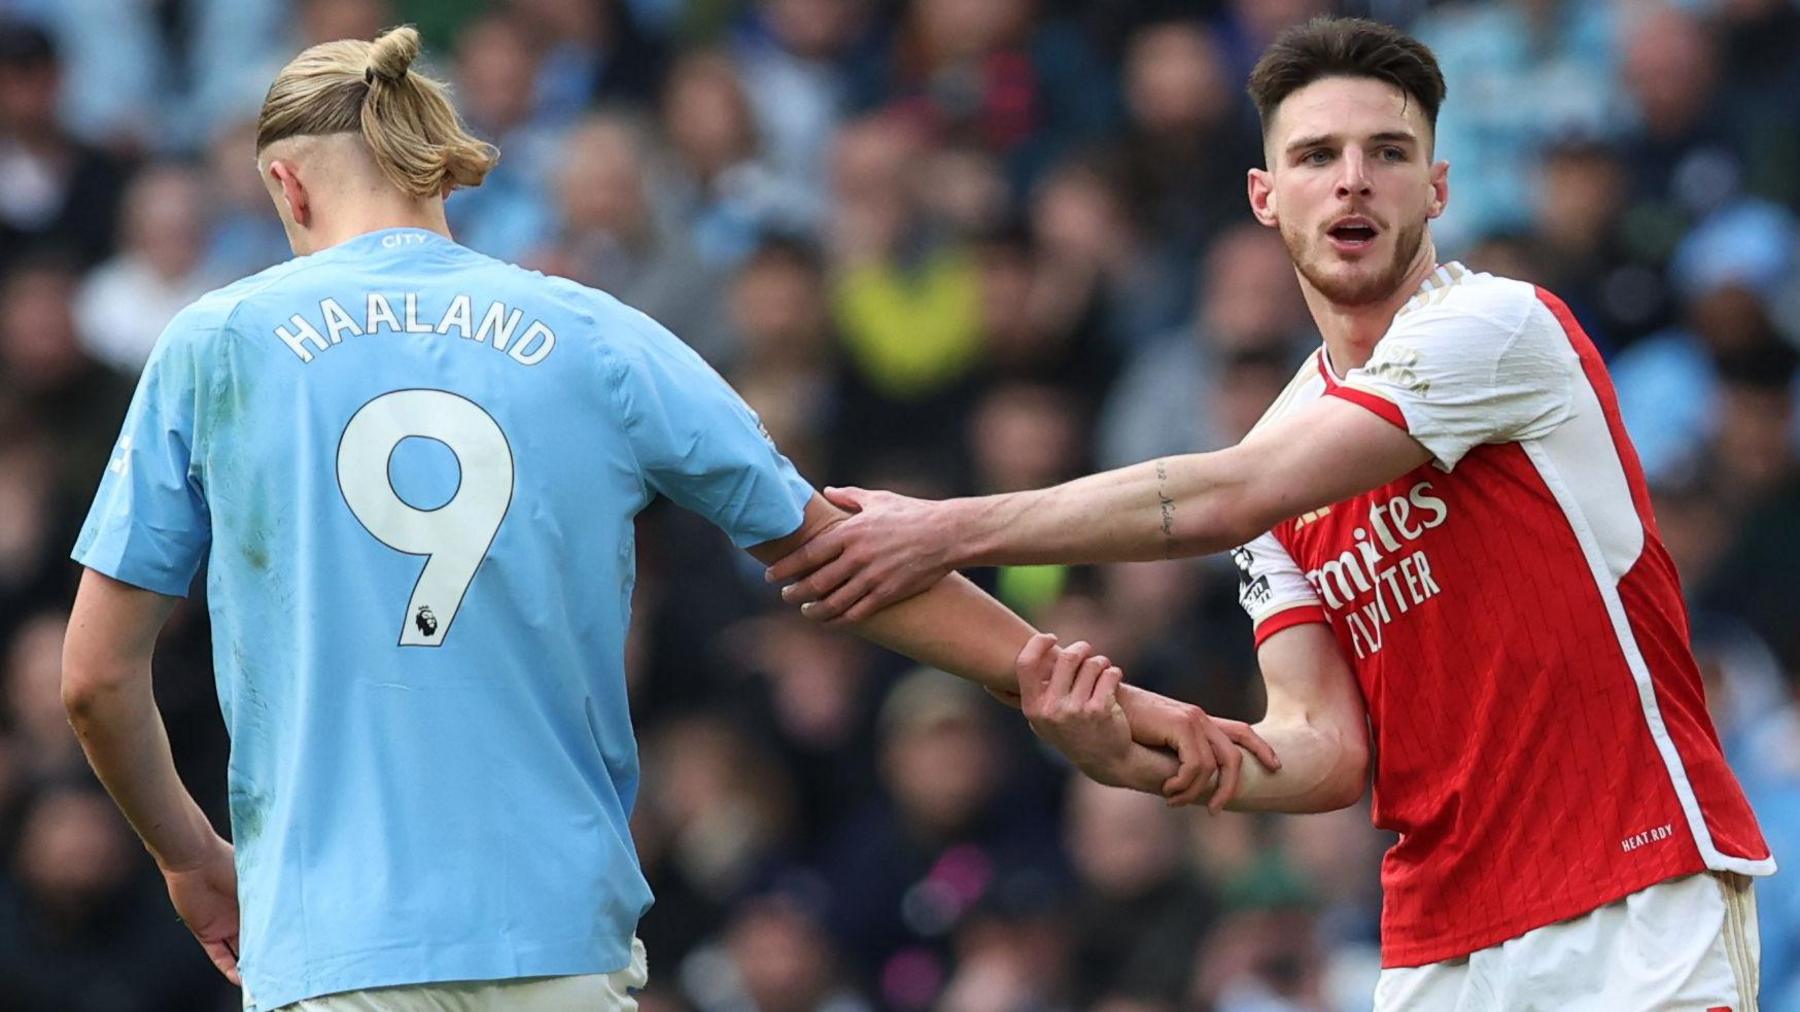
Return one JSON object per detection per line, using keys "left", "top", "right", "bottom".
{"left": 1014, "top": 632, "right": 1277, "bottom": 810}
{"left": 765, "top": 489, "right": 1277, "bottom": 808}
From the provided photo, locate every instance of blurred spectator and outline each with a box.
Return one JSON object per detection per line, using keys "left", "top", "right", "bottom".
{"left": 4, "top": 610, "right": 82, "bottom": 781}
{"left": 1031, "top": 154, "right": 1191, "bottom": 350}
{"left": 74, "top": 164, "right": 218, "bottom": 373}
{"left": 1275, "top": 809, "right": 1387, "bottom": 1010}
{"left": 821, "top": 668, "right": 1058, "bottom": 1009}
{"left": 298, "top": 0, "right": 396, "bottom": 51}
{"left": 0, "top": 258, "right": 133, "bottom": 505}
{"left": 0, "top": 783, "right": 230, "bottom": 1011}
{"left": 635, "top": 714, "right": 802, "bottom": 972}
{"left": 938, "top": 906, "right": 1072, "bottom": 1011}
{"left": 829, "top": 114, "right": 982, "bottom": 395}
{"left": 1615, "top": 4, "right": 1746, "bottom": 240}
{"left": 1114, "top": 20, "right": 1262, "bottom": 265}
{"left": 530, "top": 112, "right": 730, "bottom": 362}
{"left": 0, "top": 21, "right": 130, "bottom": 271}
{"left": 725, "top": 238, "right": 840, "bottom": 476}
{"left": 880, "top": 0, "right": 1115, "bottom": 190}
{"left": 1411, "top": 0, "right": 1618, "bottom": 252}
{"left": 444, "top": 12, "right": 559, "bottom": 262}
{"left": 1712, "top": 341, "right": 1800, "bottom": 509}
{"left": 1695, "top": 345, "right": 1800, "bottom": 673}
{"left": 658, "top": 51, "right": 821, "bottom": 268}
{"left": 1692, "top": 624, "right": 1800, "bottom": 1010}
{"left": 728, "top": 613, "right": 882, "bottom": 835}
{"left": 969, "top": 382, "right": 1086, "bottom": 495}
{"left": 1064, "top": 776, "right": 1215, "bottom": 1007}
{"left": 1098, "top": 223, "right": 1313, "bottom": 469}
{"left": 916, "top": 145, "right": 1014, "bottom": 242}
{"left": 970, "top": 223, "right": 1118, "bottom": 403}
{"left": 1714, "top": 0, "right": 1800, "bottom": 207}
{"left": 507, "top": 0, "right": 668, "bottom": 115}
{"left": 1191, "top": 902, "right": 1333, "bottom": 1012}
{"left": 1213, "top": 0, "right": 1334, "bottom": 84}
{"left": 680, "top": 891, "right": 872, "bottom": 1012}
{"left": 1611, "top": 200, "right": 1799, "bottom": 485}
{"left": 34, "top": 0, "right": 287, "bottom": 152}
{"left": 201, "top": 117, "right": 292, "bottom": 279}
{"left": 0, "top": 423, "right": 73, "bottom": 649}
{"left": 730, "top": 0, "right": 883, "bottom": 195}
{"left": 1526, "top": 138, "right": 1671, "bottom": 351}
{"left": 826, "top": 113, "right": 987, "bottom": 481}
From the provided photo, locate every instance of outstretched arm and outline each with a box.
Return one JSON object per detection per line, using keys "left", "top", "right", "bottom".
{"left": 768, "top": 396, "right": 1429, "bottom": 621}
{"left": 748, "top": 494, "right": 1280, "bottom": 802}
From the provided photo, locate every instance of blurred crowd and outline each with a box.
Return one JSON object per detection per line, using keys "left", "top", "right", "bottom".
{"left": 0, "top": 0, "right": 1797, "bottom": 1009}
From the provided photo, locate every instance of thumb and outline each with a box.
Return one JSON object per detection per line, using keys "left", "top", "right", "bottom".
{"left": 822, "top": 486, "right": 867, "bottom": 512}
{"left": 1015, "top": 633, "right": 1058, "bottom": 706}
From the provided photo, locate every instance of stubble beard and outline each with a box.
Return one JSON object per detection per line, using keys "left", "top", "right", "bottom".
{"left": 1285, "top": 214, "right": 1428, "bottom": 308}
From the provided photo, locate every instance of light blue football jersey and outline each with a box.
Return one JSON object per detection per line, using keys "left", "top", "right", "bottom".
{"left": 73, "top": 227, "right": 813, "bottom": 1009}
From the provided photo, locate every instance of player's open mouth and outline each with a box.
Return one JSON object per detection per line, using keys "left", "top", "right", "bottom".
{"left": 1327, "top": 217, "right": 1380, "bottom": 253}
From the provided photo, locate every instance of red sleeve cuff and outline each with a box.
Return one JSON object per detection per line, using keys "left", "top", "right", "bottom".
{"left": 1326, "top": 385, "right": 1409, "bottom": 432}
{"left": 1252, "top": 604, "right": 1329, "bottom": 648}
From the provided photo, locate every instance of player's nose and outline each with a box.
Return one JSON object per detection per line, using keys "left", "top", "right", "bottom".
{"left": 1334, "top": 150, "right": 1373, "bottom": 198}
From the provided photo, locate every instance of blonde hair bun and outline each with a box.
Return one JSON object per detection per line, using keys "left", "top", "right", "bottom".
{"left": 366, "top": 25, "right": 420, "bottom": 83}
{"left": 256, "top": 25, "right": 497, "bottom": 198}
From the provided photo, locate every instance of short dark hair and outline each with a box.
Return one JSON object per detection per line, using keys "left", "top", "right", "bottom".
{"left": 1247, "top": 16, "right": 1446, "bottom": 135}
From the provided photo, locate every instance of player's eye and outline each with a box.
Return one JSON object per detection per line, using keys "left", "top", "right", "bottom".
{"left": 1379, "top": 146, "right": 1408, "bottom": 162}
{"left": 1302, "top": 149, "right": 1332, "bottom": 166}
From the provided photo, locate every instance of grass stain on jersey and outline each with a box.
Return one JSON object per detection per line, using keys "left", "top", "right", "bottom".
{"left": 203, "top": 338, "right": 280, "bottom": 575}
{"left": 242, "top": 535, "right": 271, "bottom": 572}
{"left": 229, "top": 784, "right": 271, "bottom": 846}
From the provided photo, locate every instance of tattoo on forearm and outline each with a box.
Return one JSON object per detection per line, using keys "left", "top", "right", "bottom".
{"left": 1155, "top": 459, "right": 1176, "bottom": 557}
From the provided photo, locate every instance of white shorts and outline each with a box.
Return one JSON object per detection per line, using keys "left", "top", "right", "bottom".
{"left": 1375, "top": 873, "right": 1760, "bottom": 1011}
{"left": 267, "top": 937, "right": 649, "bottom": 1012}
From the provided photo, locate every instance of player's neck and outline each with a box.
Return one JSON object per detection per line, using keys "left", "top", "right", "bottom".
{"left": 304, "top": 199, "right": 453, "bottom": 254}
{"left": 1306, "top": 242, "right": 1440, "bottom": 377}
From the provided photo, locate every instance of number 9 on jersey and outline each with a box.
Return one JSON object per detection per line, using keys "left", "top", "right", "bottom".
{"left": 336, "top": 389, "right": 515, "bottom": 647}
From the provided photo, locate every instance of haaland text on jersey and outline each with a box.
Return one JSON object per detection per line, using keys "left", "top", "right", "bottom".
{"left": 273, "top": 291, "right": 557, "bottom": 366}
{"left": 1305, "top": 479, "right": 1447, "bottom": 659}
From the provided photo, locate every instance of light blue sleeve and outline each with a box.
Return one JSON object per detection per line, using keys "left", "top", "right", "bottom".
{"left": 606, "top": 308, "right": 813, "bottom": 548}
{"left": 71, "top": 311, "right": 214, "bottom": 596}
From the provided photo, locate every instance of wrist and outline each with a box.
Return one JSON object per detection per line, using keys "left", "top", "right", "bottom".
{"left": 150, "top": 807, "right": 224, "bottom": 874}
{"left": 949, "top": 494, "right": 1001, "bottom": 568}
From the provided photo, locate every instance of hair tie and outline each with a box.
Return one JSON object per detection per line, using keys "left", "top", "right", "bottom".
{"left": 364, "top": 65, "right": 404, "bottom": 86}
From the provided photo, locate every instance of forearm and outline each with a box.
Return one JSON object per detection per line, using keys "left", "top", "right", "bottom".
{"left": 849, "top": 572, "right": 1034, "bottom": 694}
{"left": 949, "top": 452, "right": 1259, "bottom": 568}
{"left": 65, "top": 675, "right": 217, "bottom": 871}
{"left": 1222, "top": 715, "right": 1367, "bottom": 813}
{"left": 755, "top": 495, "right": 1034, "bottom": 695}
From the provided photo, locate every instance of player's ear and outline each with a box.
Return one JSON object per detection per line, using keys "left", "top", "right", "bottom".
{"left": 269, "top": 159, "right": 311, "bottom": 229}
{"left": 1247, "top": 167, "right": 1279, "bottom": 227}
{"left": 1426, "top": 159, "right": 1449, "bottom": 220}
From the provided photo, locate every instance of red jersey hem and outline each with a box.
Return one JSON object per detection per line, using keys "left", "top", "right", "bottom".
{"left": 1378, "top": 858, "right": 1707, "bottom": 968}
{"left": 1252, "top": 604, "right": 1329, "bottom": 647}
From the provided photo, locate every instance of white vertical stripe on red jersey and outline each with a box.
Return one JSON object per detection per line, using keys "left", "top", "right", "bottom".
{"left": 1520, "top": 438, "right": 1775, "bottom": 877}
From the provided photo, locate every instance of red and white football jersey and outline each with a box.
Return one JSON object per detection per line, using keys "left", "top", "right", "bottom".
{"left": 1234, "top": 263, "right": 1772, "bottom": 968}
